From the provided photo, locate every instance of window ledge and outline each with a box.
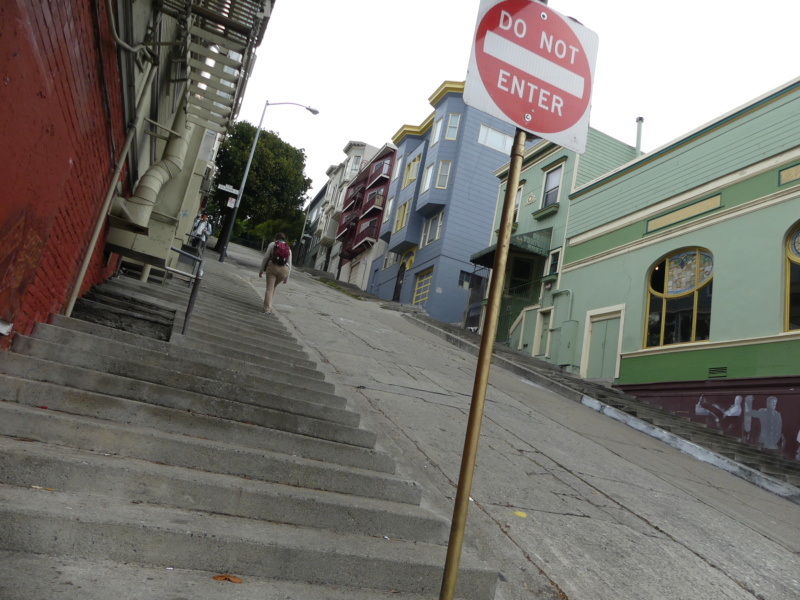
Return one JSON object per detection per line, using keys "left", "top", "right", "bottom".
{"left": 532, "top": 203, "right": 559, "bottom": 220}
{"left": 541, "top": 274, "right": 558, "bottom": 283}
{"left": 495, "top": 223, "right": 518, "bottom": 236}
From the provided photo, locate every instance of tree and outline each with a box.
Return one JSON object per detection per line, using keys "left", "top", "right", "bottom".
{"left": 208, "top": 121, "right": 311, "bottom": 249}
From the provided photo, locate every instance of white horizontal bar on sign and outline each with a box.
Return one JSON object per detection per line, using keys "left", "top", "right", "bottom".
{"left": 483, "top": 30, "right": 584, "bottom": 99}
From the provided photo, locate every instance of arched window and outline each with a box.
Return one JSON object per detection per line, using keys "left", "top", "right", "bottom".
{"left": 645, "top": 248, "right": 713, "bottom": 347}
{"left": 786, "top": 224, "right": 800, "bottom": 330}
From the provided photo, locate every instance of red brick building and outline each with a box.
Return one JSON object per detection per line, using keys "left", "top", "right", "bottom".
{"left": 0, "top": 0, "right": 271, "bottom": 347}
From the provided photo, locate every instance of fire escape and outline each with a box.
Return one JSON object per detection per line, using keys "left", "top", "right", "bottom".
{"left": 157, "top": 0, "right": 271, "bottom": 133}
{"left": 337, "top": 184, "right": 363, "bottom": 261}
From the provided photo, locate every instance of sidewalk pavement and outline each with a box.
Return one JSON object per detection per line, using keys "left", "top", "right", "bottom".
{"left": 220, "top": 243, "right": 800, "bottom": 600}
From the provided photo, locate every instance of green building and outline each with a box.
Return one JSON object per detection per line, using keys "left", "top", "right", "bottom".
{"left": 470, "top": 127, "right": 637, "bottom": 346}
{"left": 483, "top": 77, "right": 800, "bottom": 462}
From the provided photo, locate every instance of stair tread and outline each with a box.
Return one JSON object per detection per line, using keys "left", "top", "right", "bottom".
{"left": 0, "top": 551, "right": 444, "bottom": 600}
{"left": 1, "top": 486, "right": 496, "bottom": 597}
{"left": 0, "top": 436, "right": 448, "bottom": 543}
{"left": 0, "top": 353, "right": 373, "bottom": 447}
{"left": 0, "top": 378, "right": 393, "bottom": 473}
{"left": 0, "top": 400, "right": 410, "bottom": 503}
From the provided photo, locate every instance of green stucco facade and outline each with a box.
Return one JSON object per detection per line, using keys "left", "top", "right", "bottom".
{"left": 557, "top": 78, "right": 800, "bottom": 384}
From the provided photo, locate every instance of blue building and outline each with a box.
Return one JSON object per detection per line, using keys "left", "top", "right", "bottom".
{"left": 368, "top": 81, "right": 523, "bottom": 323}
{"left": 295, "top": 183, "right": 327, "bottom": 268}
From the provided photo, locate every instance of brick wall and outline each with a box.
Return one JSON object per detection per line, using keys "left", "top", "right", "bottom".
{"left": 0, "top": 0, "right": 125, "bottom": 347}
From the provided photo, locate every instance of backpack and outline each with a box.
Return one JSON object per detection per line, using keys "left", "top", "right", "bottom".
{"left": 271, "top": 240, "right": 290, "bottom": 266}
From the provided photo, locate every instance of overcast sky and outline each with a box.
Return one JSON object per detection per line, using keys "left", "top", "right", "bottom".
{"left": 234, "top": 0, "right": 799, "bottom": 204}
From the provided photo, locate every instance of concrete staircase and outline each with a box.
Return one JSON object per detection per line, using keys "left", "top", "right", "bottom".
{"left": 0, "top": 267, "right": 498, "bottom": 598}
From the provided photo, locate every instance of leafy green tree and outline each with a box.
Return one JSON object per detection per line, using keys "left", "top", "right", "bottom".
{"left": 208, "top": 121, "right": 311, "bottom": 249}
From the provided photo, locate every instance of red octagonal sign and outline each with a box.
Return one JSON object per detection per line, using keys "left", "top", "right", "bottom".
{"left": 465, "top": 0, "right": 598, "bottom": 153}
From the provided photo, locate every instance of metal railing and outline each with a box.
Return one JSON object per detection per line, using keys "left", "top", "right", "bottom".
{"left": 169, "top": 246, "right": 204, "bottom": 334}
{"left": 496, "top": 279, "right": 542, "bottom": 344}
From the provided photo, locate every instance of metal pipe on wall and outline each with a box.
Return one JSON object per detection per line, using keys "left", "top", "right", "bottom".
{"left": 119, "top": 106, "right": 194, "bottom": 229}
{"left": 65, "top": 63, "right": 158, "bottom": 317}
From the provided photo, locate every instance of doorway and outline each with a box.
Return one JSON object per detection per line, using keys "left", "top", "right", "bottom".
{"left": 581, "top": 306, "right": 625, "bottom": 381}
{"left": 392, "top": 262, "right": 406, "bottom": 302}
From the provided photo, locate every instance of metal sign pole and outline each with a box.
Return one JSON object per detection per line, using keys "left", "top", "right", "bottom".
{"left": 439, "top": 127, "right": 528, "bottom": 600}
{"left": 218, "top": 100, "right": 270, "bottom": 262}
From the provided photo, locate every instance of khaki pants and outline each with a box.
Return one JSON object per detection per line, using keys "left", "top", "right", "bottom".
{"left": 263, "top": 262, "right": 289, "bottom": 312}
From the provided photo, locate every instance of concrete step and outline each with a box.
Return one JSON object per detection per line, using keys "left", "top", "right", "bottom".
{"left": 97, "top": 279, "right": 295, "bottom": 342}
{"left": 107, "top": 274, "right": 268, "bottom": 315}
{"left": 0, "top": 401, "right": 418, "bottom": 504}
{"left": 169, "top": 331, "right": 319, "bottom": 372}
{"left": 3, "top": 272, "right": 499, "bottom": 598}
{"left": 0, "top": 353, "right": 376, "bottom": 448}
{"left": 179, "top": 306, "right": 297, "bottom": 341}
{"left": 49, "top": 314, "right": 328, "bottom": 385}
{"left": 29, "top": 320, "right": 335, "bottom": 397}
{"left": 0, "top": 485, "right": 497, "bottom": 599}
{"left": 0, "top": 437, "right": 448, "bottom": 543}
{"left": 70, "top": 296, "right": 174, "bottom": 341}
{"left": 181, "top": 323, "right": 312, "bottom": 364}
{"left": 0, "top": 551, "right": 451, "bottom": 600}
{"left": 0, "top": 375, "right": 393, "bottom": 473}
{"left": 16, "top": 329, "right": 352, "bottom": 421}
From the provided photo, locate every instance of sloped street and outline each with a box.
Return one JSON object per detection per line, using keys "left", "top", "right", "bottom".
{"left": 227, "top": 244, "right": 800, "bottom": 600}
{"left": 1, "top": 242, "right": 798, "bottom": 600}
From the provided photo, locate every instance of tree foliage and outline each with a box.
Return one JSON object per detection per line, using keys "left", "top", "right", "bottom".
{"left": 207, "top": 121, "right": 311, "bottom": 244}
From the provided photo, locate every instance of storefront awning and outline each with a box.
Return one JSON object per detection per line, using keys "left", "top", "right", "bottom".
{"left": 469, "top": 228, "right": 552, "bottom": 268}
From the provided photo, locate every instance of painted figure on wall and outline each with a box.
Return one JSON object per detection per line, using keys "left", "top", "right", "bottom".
{"left": 695, "top": 395, "right": 743, "bottom": 435}
{"left": 744, "top": 395, "right": 784, "bottom": 451}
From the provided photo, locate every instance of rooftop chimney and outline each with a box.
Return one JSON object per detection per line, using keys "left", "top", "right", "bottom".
{"left": 635, "top": 117, "right": 644, "bottom": 155}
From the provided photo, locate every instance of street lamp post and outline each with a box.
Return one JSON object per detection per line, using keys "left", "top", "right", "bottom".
{"left": 218, "top": 100, "right": 319, "bottom": 262}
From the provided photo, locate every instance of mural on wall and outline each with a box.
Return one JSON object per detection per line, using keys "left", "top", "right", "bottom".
{"left": 622, "top": 379, "right": 800, "bottom": 463}
{"left": 695, "top": 394, "right": 787, "bottom": 451}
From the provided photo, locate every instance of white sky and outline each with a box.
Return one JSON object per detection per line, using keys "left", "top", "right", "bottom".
{"left": 235, "top": 0, "right": 799, "bottom": 205}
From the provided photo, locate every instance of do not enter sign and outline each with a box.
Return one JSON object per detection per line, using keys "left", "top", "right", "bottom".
{"left": 464, "top": 0, "right": 599, "bottom": 153}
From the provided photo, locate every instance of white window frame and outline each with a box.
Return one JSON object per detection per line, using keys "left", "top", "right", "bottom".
{"left": 435, "top": 161, "right": 452, "bottom": 189}
{"left": 431, "top": 118, "right": 443, "bottom": 146}
{"left": 542, "top": 164, "right": 563, "bottom": 207}
{"left": 392, "top": 156, "right": 402, "bottom": 181}
{"left": 383, "top": 251, "right": 398, "bottom": 269}
{"left": 420, "top": 219, "right": 432, "bottom": 247}
{"left": 478, "top": 124, "right": 514, "bottom": 153}
{"left": 547, "top": 249, "right": 561, "bottom": 276}
{"left": 421, "top": 164, "right": 434, "bottom": 193}
{"left": 513, "top": 186, "right": 523, "bottom": 222}
{"left": 383, "top": 196, "right": 394, "bottom": 223}
{"left": 445, "top": 114, "right": 461, "bottom": 140}
{"left": 420, "top": 212, "right": 443, "bottom": 247}
{"left": 349, "top": 154, "right": 362, "bottom": 175}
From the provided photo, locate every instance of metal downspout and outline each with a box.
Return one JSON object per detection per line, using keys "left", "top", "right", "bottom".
{"left": 65, "top": 63, "right": 158, "bottom": 316}
{"left": 104, "top": 0, "right": 147, "bottom": 54}
{"left": 552, "top": 288, "right": 573, "bottom": 322}
{"left": 118, "top": 106, "right": 194, "bottom": 228}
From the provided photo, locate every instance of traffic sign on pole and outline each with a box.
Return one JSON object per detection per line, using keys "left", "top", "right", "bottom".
{"left": 464, "top": 0, "right": 599, "bottom": 153}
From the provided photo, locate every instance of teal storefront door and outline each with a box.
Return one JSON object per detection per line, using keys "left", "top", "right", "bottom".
{"left": 587, "top": 316, "right": 621, "bottom": 380}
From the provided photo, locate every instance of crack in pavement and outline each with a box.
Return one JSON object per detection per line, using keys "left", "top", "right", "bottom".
{"left": 480, "top": 411, "right": 771, "bottom": 598}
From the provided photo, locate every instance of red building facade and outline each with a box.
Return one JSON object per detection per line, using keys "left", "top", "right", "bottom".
{"left": 1, "top": 0, "right": 125, "bottom": 347}
{"left": 336, "top": 145, "right": 396, "bottom": 267}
